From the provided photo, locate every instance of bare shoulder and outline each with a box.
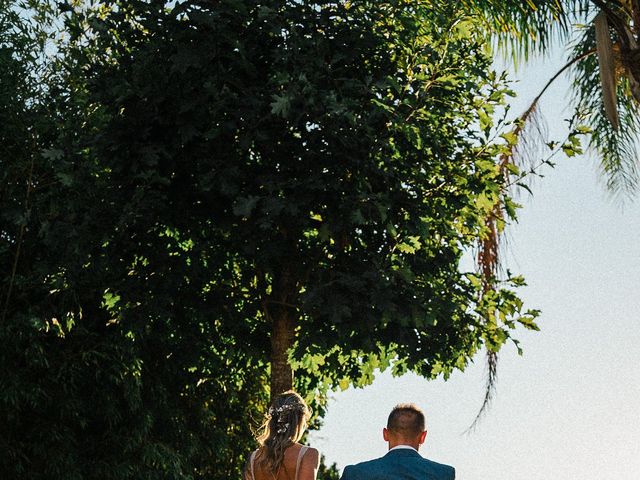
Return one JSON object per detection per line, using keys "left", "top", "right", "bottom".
{"left": 296, "top": 446, "right": 321, "bottom": 480}
{"left": 302, "top": 446, "right": 320, "bottom": 466}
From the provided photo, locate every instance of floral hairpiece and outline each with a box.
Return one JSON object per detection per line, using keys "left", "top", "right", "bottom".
{"left": 268, "top": 403, "right": 306, "bottom": 417}
{"left": 268, "top": 403, "right": 307, "bottom": 435}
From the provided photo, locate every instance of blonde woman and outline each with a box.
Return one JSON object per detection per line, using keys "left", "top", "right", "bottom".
{"left": 245, "top": 391, "right": 320, "bottom": 480}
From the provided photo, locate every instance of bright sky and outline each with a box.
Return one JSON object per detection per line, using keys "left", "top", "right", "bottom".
{"left": 309, "top": 50, "right": 640, "bottom": 479}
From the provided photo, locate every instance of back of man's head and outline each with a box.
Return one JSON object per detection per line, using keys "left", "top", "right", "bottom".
{"left": 386, "top": 403, "right": 426, "bottom": 439}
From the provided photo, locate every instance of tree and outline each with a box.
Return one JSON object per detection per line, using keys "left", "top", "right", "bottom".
{"left": 76, "top": 0, "right": 539, "bottom": 394}
{"left": 464, "top": 0, "right": 640, "bottom": 195}
{"left": 2, "top": 1, "right": 540, "bottom": 478}
{"left": 2, "top": 2, "right": 269, "bottom": 478}
{"left": 317, "top": 456, "right": 341, "bottom": 480}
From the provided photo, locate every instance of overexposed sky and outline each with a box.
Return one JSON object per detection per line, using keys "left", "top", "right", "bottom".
{"left": 309, "top": 50, "right": 640, "bottom": 479}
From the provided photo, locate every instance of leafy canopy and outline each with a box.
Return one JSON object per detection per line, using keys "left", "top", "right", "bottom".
{"left": 1, "top": 1, "right": 539, "bottom": 478}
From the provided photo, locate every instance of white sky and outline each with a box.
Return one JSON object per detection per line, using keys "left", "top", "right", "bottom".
{"left": 309, "top": 51, "right": 640, "bottom": 479}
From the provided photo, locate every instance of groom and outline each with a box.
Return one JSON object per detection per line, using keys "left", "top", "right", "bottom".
{"left": 339, "top": 403, "right": 455, "bottom": 480}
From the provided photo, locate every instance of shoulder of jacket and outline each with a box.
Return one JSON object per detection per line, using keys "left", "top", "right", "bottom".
{"left": 420, "top": 458, "right": 455, "bottom": 471}
{"left": 347, "top": 456, "right": 385, "bottom": 471}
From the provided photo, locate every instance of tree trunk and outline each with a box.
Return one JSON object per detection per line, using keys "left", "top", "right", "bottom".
{"left": 270, "top": 305, "right": 295, "bottom": 398}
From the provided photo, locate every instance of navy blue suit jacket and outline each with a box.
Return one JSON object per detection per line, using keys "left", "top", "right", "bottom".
{"left": 340, "top": 448, "right": 455, "bottom": 480}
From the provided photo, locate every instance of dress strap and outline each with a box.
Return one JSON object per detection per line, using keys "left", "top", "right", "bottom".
{"left": 249, "top": 450, "right": 258, "bottom": 480}
{"left": 294, "top": 446, "right": 309, "bottom": 480}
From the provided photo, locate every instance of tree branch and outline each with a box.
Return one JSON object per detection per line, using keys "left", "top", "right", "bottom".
{"left": 2, "top": 150, "right": 35, "bottom": 324}
{"left": 522, "top": 49, "right": 597, "bottom": 124}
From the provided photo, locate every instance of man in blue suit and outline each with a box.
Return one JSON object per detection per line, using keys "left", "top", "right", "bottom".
{"left": 340, "top": 403, "right": 455, "bottom": 480}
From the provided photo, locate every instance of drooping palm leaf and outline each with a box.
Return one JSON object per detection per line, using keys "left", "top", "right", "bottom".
{"left": 461, "top": 0, "right": 640, "bottom": 426}
{"left": 594, "top": 11, "right": 619, "bottom": 128}
{"left": 463, "top": 0, "right": 592, "bottom": 60}
{"left": 465, "top": 0, "right": 640, "bottom": 191}
{"left": 572, "top": 21, "right": 640, "bottom": 195}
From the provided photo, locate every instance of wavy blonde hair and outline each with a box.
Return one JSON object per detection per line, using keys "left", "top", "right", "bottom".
{"left": 255, "top": 390, "right": 311, "bottom": 474}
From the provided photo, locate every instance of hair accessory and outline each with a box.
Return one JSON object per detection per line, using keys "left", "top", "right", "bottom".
{"left": 268, "top": 403, "right": 306, "bottom": 417}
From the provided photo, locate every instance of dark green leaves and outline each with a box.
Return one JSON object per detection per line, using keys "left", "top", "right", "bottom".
{"left": 1, "top": 1, "right": 540, "bottom": 478}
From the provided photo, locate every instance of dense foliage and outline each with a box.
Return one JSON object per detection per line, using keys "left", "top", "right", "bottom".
{"left": 1, "top": 1, "right": 539, "bottom": 478}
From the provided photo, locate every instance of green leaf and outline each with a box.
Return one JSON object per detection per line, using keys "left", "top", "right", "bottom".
{"left": 41, "top": 148, "right": 64, "bottom": 160}
{"left": 232, "top": 196, "right": 260, "bottom": 217}
{"left": 338, "top": 378, "right": 350, "bottom": 391}
{"left": 500, "top": 131, "right": 518, "bottom": 146}
{"left": 270, "top": 94, "right": 291, "bottom": 117}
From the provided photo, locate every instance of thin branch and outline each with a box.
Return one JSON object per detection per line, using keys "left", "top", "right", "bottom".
{"left": 2, "top": 151, "right": 36, "bottom": 324}
{"left": 504, "top": 134, "right": 572, "bottom": 189}
{"left": 264, "top": 299, "right": 300, "bottom": 310}
{"left": 522, "top": 48, "right": 597, "bottom": 124}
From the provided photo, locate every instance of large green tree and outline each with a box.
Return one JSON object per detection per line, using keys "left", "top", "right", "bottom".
{"left": 49, "top": 0, "right": 539, "bottom": 397}
{"left": 2, "top": 3, "right": 268, "bottom": 478}
{"left": 2, "top": 1, "right": 540, "bottom": 478}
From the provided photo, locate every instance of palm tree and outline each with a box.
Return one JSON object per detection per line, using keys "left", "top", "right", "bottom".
{"left": 461, "top": 0, "right": 640, "bottom": 425}
{"left": 466, "top": 0, "right": 640, "bottom": 194}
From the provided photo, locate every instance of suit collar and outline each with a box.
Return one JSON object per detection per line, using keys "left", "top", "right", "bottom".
{"left": 389, "top": 445, "right": 418, "bottom": 453}
{"left": 384, "top": 448, "right": 421, "bottom": 458}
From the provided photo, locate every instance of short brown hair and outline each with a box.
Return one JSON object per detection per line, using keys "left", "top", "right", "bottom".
{"left": 387, "top": 403, "right": 425, "bottom": 437}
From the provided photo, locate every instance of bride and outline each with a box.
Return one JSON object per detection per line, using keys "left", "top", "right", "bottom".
{"left": 245, "top": 391, "right": 320, "bottom": 480}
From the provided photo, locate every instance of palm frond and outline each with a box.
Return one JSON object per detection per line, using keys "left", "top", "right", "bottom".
{"left": 591, "top": 87, "right": 640, "bottom": 195}
{"left": 572, "top": 22, "right": 640, "bottom": 195}
{"left": 463, "top": 0, "right": 593, "bottom": 61}
{"left": 512, "top": 100, "right": 549, "bottom": 174}
{"left": 594, "top": 11, "right": 619, "bottom": 129}
{"left": 470, "top": 45, "right": 604, "bottom": 430}
{"left": 465, "top": 349, "right": 498, "bottom": 433}
{"left": 465, "top": 0, "right": 640, "bottom": 429}
{"left": 503, "top": 47, "right": 600, "bottom": 191}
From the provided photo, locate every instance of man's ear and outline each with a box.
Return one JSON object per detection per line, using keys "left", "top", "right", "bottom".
{"left": 383, "top": 427, "right": 389, "bottom": 441}
{"left": 418, "top": 430, "right": 427, "bottom": 445}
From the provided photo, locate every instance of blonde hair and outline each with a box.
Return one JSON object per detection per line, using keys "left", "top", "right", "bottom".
{"left": 256, "top": 390, "right": 311, "bottom": 474}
